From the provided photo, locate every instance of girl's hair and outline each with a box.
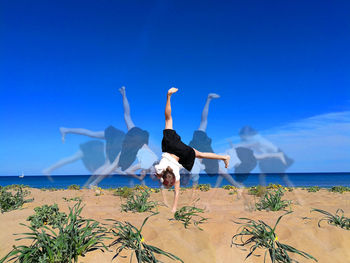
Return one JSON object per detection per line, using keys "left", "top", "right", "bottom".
{"left": 156, "top": 167, "right": 176, "bottom": 188}
{"left": 239, "top": 125, "right": 258, "bottom": 137}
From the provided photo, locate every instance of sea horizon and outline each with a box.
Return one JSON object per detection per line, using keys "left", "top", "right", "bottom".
{"left": 1, "top": 172, "right": 349, "bottom": 189}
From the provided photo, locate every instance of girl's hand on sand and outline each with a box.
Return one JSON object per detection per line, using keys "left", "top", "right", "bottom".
{"left": 171, "top": 207, "right": 176, "bottom": 213}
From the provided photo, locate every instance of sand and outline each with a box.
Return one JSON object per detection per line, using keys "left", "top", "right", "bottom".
{"left": 1, "top": 187, "right": 350, "bottom": 263}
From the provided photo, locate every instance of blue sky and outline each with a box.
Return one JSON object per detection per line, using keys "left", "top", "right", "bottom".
{"left": 1, "top": 0, "right": 349, "bottom": 175}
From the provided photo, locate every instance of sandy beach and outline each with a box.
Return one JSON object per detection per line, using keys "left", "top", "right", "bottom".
{"left": 1, "top": 187, "right": 350, "bottom": 263}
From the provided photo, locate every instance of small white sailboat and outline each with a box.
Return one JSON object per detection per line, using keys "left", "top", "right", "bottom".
{"left": 19, "top": 171, "right": 24, "bottom": 178}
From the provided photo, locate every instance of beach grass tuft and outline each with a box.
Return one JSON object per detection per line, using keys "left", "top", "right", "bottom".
{"left": 0, "top": 201, "right": 109, "bottom": 263}
{"left": 255, "top": 188, "right": 291, "bottom": 212}
{"left": 311, "top": 208, "right": 350, "bottom": 230}
{"left": 248, "top": 186, "right": 267, "bottom": 197}
{"left": 121, "top": 189, "right": 157, "bottom": 213}
{"left": 307, "top": 186, "right": 320, "bottom": 192}
{"left": 40, "top": 187, "right": 60, "bottom": 192}
{"left": 3, "top": 184, "right": 30, "bottom": 190}
{"left": 267, "top": 183, "right": 293, "bottom": 192}
{"left": 329, "top": 186, "right": 350, "bottom": 194}
{"left": 196, "top": 184, "right": 211, "bottom": 192}
{"left": 107, "top": 213, "right": 183, "bottom": 263}
{"left": 170, "top": 206, "right": 208, "bottom": 230}
{"left": 0, "top": 186, "right": 33, "bottom": 213}
{"left": 27, "top": 204, "right": 67, "bottom": 229}
{"left": 67, "top": 184, "right": 80, "bottom": 190}
{"left": 232, "top": 212, "right": 317, "bottom": 263}
{"left": 62, "top": 196, "right": 82, "bottom": 202}
{"left": 113, "top": 186, "right": 134, "bottom": 198}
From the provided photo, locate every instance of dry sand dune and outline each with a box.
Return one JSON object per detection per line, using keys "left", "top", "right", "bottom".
{"left": 1, "top": 188, "right": 350, "bottom": 263}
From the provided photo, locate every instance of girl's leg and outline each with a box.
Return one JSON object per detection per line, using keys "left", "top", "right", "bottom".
{"left": 89, "top": 153, "right": 121, "bottom": 186}
{"left": 119, "top": 86, "right": 135, "bottom": 131}
{"left": 259, "top": 173, "right": 267, "bottom": 186}
{"left": 165, "top": 87, "right": 178, "bottom": 129}
{"left": 214, "top": 175, "right": 224, "bottom": 188}
{"left": 216, "top": 167, "right": 244, "bottom": 188}
{"left": 59, "top": 127, "right": 105, "bottom": 143}
{"left": 254, "top": 152, "right": 287, "bottom": 164}
{"left": 198, "top": 93, "right": 220, "bottom": 132}
{"left": 43, "top": 150, "right": 84, "bottom": 175}
{"left": 83, "top": 161, "right": 110, "bottom": 187}
{"left": 193, "top": 148, "right": 230, "bottom": 168}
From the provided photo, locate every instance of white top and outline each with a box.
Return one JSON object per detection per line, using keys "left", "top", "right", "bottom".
{"left": 154, "top": 153, "right": 182, "bottom": 181}
{"left": 241, "top": 134, "right": 279, "bottom": 154}
{"left": 136, "top": 145, "right": 158, "bottom": 170}
{"left": 219, "top": 147, "right": 242, "bottom": 172}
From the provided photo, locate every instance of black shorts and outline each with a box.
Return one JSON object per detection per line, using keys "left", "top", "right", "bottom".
{"left": 162, "top": 129, "right": 195, "bottom": 172}
{"left": 104, "top": 126, "right": 126, "bottom": 163}
{"left": 258, "top": 150, "right": 294, "bottom": 174}
{"left": 79, "top": 140, "right": 106, "bottom": 173}
{"left": 189, "top": 130, "right": 218, "bottom": 175}
{"left": 234, "top": 147, "right": 257, "bottom": 174}
{"left": 118, "top": 127, "right": 149, "bottom": 171}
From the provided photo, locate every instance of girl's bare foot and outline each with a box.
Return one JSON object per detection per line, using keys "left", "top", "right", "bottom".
{"left": 236, "top": 187, "right": 242, "bottom": 197}
{"left": 59, "top": 127, "right": 66, "bottom": 143}
{"left": 119, "top": 86, "right": 126, "bottom": 95}
{"left": 224, "top": 155, "right": 230, "bottom": 168}
{"left": 167, "top": 87, "right": 178, "bottom": 95}
{"left": 208, "top": 93, "right": 220, "bottom": 99}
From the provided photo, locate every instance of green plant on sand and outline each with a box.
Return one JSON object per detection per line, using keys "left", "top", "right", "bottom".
{"left": 27, "top": 204, "right": 67, "bottom": 229}
{"left": 255, "top": 188, "right": 291, "bottom": 212}
{"left": 121, "top": 189, "right": 157, "bottom": 213}
{"left": 170, "top": 206, "right": 208, "bottom": 230}
{"left": 195, "top": 184, "right": 211, "bottom": 192}
{"left": 113, "top": 186, "right": 134, "bottom": 198}
{"left": 67, "top": 184, "right": 80, "bottom": 190}
{"left": 222, "top": 185, "right": 237, "bottom": 190}
{"left": 62, "top": 196, "right": 82, "bottom": 202}
{"left": 40, "top": 187, "right": 60, "bottom": 192}
{"left": 311, "top": 208, "right": 350, "bottom": 230}
{"left": 329, "top": 186, "right": 350, "bottom": 194}
{"left": 0, "top": 186, "right": 33, "bottom": 213}
{"left": 232, "top": 212, "right": 317, "bottom": 263}
{"left": 3, "top": 184, "right": 30, "bottom": 190}
{"left": 306, "top": 186, "right": 320, "bottom": 192}
{"left": 107, "top": 212, "right": 183, "bottom": 263}
{"left": 0, "top": 201, "right": 109, "bottom": 263}
{"left": 248, "top": 185, "right": 267, "bottom": 197}
{"left": 267, "top": 184, "right": 293, "bottom": 192}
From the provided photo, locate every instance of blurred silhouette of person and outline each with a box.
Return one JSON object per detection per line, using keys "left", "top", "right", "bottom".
{"left": 154, "top": 88, "right": 230, "bottom": 212}
{"left": 59, "top": 125, "right": 125, "bottom": 187}
{"left": 214, "top": 139, "right": 287, "bottom": 185}
{"left": 59, "top": 86, "right": 158, "bottom": 187}
{"left": 43, "top": 140, "right": 105, "bottom": 177}
{"left": 187, "top": 93, "right": 243, "bottom": 189}
{"left": 238, "top": 126, "right": 294, "bottom": 187}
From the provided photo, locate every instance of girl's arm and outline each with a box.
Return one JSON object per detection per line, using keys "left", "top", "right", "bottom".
{"left": 124, "top": 163, "right": 146, "bottom": 180}
{"left": 171, "top": 180, "right": 181, "bottom": 213}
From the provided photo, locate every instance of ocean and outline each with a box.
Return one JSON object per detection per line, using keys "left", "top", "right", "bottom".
{"left": 0, "top": 173, "right": 349, "bottom": 189}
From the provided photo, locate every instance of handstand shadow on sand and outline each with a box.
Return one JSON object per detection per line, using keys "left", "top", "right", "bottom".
{"left": 58, "top": 86, "right": 157, "bottom": 188}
